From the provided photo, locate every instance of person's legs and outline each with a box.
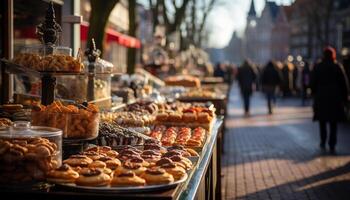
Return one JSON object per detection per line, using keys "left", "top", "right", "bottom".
{"left": 329, "top": 122, "right": 338, "bottom": 152}
{"left": 267, "top": 92, "right": 272, "bottom": 114}
{"left": 243, "top": 93, "right": 250, "bottom": 114}
{"left": 319, "top": 121, "right": 327, "bottom": 149}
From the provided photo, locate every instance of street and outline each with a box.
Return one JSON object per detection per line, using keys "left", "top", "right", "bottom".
{"left": 222, "top": 84, "right": 350, "bottom": 200}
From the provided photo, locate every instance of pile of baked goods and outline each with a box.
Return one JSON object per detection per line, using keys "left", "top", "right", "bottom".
{"left": 0, "top": 104, "right": 30, "bottom": 122}
{"left": 31, "top": 101, "right": 99, "bottom": 139}
{"left": 125, "top": 101, "right": 159, "bottom": 114}
{"left": 164, "top": 75, "right": 201, "bottom": 88}
{"left": 97, "top": 122, "right": 153, "bottom": 147}
{"left": 155, "top": 106, "right": 215, "bottom": 130}
{"left": 12, "top": 53, "right": 84, "bottom": 72}
{"left": 0, "top": 118, "right": 13, "bottom": 128}
{"left": 150, "top": 126, "right": 206, "bottom": 147}
{"left": 101, "top": 111, "right": 154, "bottom": 127}
{"left": 181, "top": 89, "right": 216, "bottom": 98}
{"left": 0, "top": 137, "right": 60, "bottom": 183}
{"left": 47, "top": 144, "right": 197, "bottom": 187}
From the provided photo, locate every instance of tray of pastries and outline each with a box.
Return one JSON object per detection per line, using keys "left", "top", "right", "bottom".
{"left": 47, "top": 144, "right": 197, "bottom": 192}
{"left": 149, "top": 126, "right": 207, "bottom": 148}
{"left": 155, "top": 106, "right": 216, "bottom": 130}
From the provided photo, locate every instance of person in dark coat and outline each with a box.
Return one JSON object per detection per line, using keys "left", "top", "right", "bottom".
{"left": 261, "top": 61, "right": 282, "bottom": 114}
{"left": 311, "top": 47, "right": 349, "bottom": 153}
{"left": 301, "top": 61, "right": 311, "bottom": 105}
{"left": 237, "top": 60, "right": 257, "bottom": 115}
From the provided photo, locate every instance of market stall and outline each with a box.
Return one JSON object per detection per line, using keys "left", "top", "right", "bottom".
{"left": 0, "top": 2, "right": 226, "bottom": 200}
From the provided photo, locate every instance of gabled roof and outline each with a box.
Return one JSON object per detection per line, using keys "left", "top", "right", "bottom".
{"left": 266, "top": 1, "right": 279, "bottom": 20}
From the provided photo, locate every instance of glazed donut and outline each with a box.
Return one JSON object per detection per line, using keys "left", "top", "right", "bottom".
{"left": 141, "top": 167, "right": 174, "bottom": 185}
{"left": 76, "top": 168, "right": 111, "bottom": 186}
{"left": 111, "top": 171, "right": 145, "bottom": 187}
{"left": 46, "top": 164, "right": 79, "bottom": 184}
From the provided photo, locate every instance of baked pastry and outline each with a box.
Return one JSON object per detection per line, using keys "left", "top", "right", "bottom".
{"left": 141, "top": 167, "right": 174, "bottom": 185}
{"left": 46, "top": 164, "right": 79, "bottom": 184}
{"left": 144, "top": 144, "right": 166, "bottom": 154}
{"left": 127, "top": 156, "right": 150, "bottom": 167}
{"left": 186, "top": 148, "right": 199, "bottom": 157}
{"left": 89, "top": 160, "right": 107, "bottom": 169}
{"left": 83, "top": 151, "right": 104, "bottom": 161}
{"left": 170, "top": 155, "right": 192, "bottom": 170}
{"left": 63, "top": 155, "right": 93, "bottom": 167}
{"left": 111, "top": 171, "right": 145, "bottom": 187}
{"left": 182, "top": 112, "right": 197, "bottom": 123}
{"left": 99, "top": 156, "right": 122, "bottom": 170}
{"left": 117, "top": 161, "right": 147, "bottom": 176}
{"left": 161, "top": 162, "right": 187, "bottom": 181}
{"left": 76, "top": 168, "right": 111, "bottom": 186}
{"left": 141, "top": 150, "right": 161, "bottom": 164}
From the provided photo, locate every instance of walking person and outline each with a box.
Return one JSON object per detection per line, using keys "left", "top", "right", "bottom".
{"left": 261, "top": 61, "right": 282, "bottom": 114}
{"left": 237, "top": 60, "right": 257, "bottom": 115}
{"left": 311, "top": 47, "right": 349, "bottom": 154}
{"left": 301, "top": 61, "right": 311, "bottom": 105}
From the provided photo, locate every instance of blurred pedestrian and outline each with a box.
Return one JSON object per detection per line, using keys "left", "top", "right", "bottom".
{"left": 214, "top": 62, "right": 226, "bottom": 78}
{"left": 311, "top": 47, "right": 349, "bottom": 154}
{"left": 261, "top": 61, "right": 282, "bottom": 114}
{"left": 237, "top": 60, "right": 257, "bottom": 115}
{"left": 301, "top": 61, "right": 311, "bottom": 105}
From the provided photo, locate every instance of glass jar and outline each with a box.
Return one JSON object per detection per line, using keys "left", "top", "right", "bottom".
{"left": 0, "top": 121, "right": 62, "bottom": 184}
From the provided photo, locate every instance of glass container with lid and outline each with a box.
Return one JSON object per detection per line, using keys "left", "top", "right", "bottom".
{"left": 0, "top": 121, "right": 62, "bottom": 184}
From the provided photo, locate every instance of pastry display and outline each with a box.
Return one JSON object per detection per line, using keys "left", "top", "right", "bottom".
{"left": 12, "top": 53, "right": 84, "bottom": 72}
{"left": 0, "top": 118, "right": 13, "bottom": 128}
{"left": 63, "top": 155, "right": 93, "bottom": 167}
{"left": 31, "top": 101, "right": 100, "bottom": 139}
{"left": 101, "top": 111, "right": 154, "bottom": 127}
{"left": 97, "top": 122, "right": 153, "bottom": 147}
{"left": 155, "top": 106, "right": 215, "bottom": 130}
{"left": 149, "top": 126, "right": 206, "bottom": 147}
{"left": 180, "top": 89, "right": 216, "bottom": 98}
{"left": 111, "top": 171, "right": 145, "bottom": 187}
{"left": 125, "top": 101, "right": 159, "bottom": 114}
{"left": 140, "top": 167, "right": 174, "bottom": 185}
{"left": 0, "top": 136, "right": 61, "bottom": 184}
{"left": 164, "top": 75, "right": 201, "bottom": 88}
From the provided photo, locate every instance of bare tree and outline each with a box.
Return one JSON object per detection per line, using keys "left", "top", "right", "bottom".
{"left": 87, "top": 0, "right": 119, "bottom": 55}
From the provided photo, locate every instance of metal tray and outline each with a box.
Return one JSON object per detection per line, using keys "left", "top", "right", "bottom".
{"left": 55, "top": 173, "right": 188, "bottom": 193}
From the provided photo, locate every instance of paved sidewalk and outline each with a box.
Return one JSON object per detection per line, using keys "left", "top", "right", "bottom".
{"left": 222, "top": 84, "right": 350, "bottom": 200}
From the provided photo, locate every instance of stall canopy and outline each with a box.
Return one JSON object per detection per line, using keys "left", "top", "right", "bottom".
{"left": 80, "top": 22, "right": 141, "bottom": 49}
{"left": 14, "top": 21, "right": 141, "bottom": 49}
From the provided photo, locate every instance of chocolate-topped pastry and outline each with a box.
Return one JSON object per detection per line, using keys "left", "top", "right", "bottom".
{"left": 162, "top": 150, "right": 182, "bottom": 158}
{"left": 46, "top": 164, "right": 79, "bottom": 184}
{"left": 160, "top": 162, "right": 187, "bottom": 181}
{"left": 111, "top": 171, "right": 145, "bottom": 186}
{"left": 127, "top": 155, "right": 149, "bottom": 167}
{"left": 144, "top": 144, "right": 162, "bottom": 151}
{"left": 170, "top": 155, "right": 192, "bottom": 170}
{"left": 141, "top": 150, "right": 161, "bottom": 163}
{"left": 116, "top": 160, "right": 146, "bottom": 176}
{"left": 141, "top": 167, "right": 174, "bottom": 185}
{"left": 82, "top": 151, "right": 103, "bottom": 160}
{"left": 123, "top": 161, "right": 143, "bottom": 170}
{"left": 76, "top": 168, "right": 111, "bottom": 186}
{"left": 63, "top": 155, "right": 93, "bottom": 167}
{"left": 156, "top": 157, "right": 173, "bottom": 166}
{"left": 121, "top": 146, "right": 142, "bottom": 153}
{"left": 168, "top": 145, "right": 185, "bottom": 151}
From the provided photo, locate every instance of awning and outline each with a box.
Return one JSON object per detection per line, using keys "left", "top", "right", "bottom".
{"left": 80, "top": 21, "right": 141, "bottom": 49}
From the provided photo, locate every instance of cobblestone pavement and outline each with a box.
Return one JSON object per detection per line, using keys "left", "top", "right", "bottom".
{"left": 222, "top": 85, "right": 350, "bottom": 200}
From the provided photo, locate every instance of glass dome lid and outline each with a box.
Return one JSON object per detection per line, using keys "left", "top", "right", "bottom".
{"left": 0, "top": 121, "right": 62, "bottom": 138}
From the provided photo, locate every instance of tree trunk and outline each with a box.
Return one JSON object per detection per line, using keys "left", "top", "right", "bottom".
{"left": 87, "top": 0, "right": 119, "bottom": 56}
{"left": 127, "top": 0, "right": 137, "bottom": 74}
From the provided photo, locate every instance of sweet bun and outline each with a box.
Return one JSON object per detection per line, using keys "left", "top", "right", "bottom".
{"left": 141, "top": 167, "right": 174, "bottom": 185}
{"left": 76, "top": 168, "right": 111, "bottom": 186}
{"left": 89, "top": 160, "right": 107, "bottom": 169}
{"left": 63, "top": 155, "right": 93, "bottom": 167}
{"left": 119, "top": 161, "right": 146, "bottom": 176}
{"left": 46, "top": 164, "right": 79, "bottom": 184}
{"left": 161, "top": 162, "right": 187, "bottom": 181}
{"left": 111, "top": 171, "right": 145, "bottom": 187}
